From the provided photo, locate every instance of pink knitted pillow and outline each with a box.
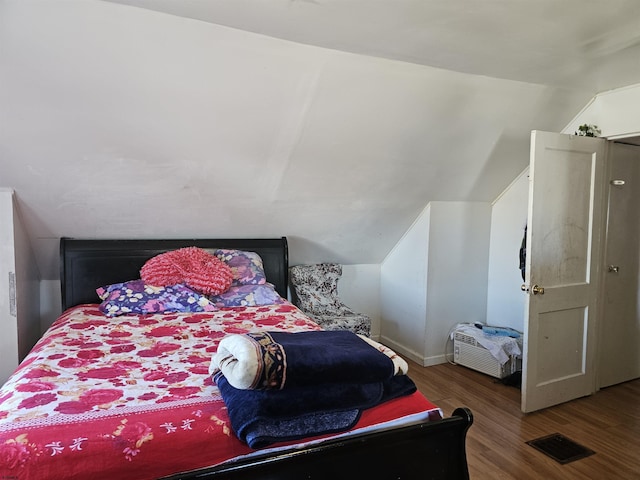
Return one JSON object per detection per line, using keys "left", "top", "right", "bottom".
{"left": 140, "top": 247, "right": 233, "bottom": 295}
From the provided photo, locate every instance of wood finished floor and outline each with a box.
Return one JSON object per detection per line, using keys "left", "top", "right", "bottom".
{"left": 407, "top": 361, "right": 640, "bottom": 480}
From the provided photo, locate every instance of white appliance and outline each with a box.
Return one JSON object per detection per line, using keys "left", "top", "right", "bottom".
{"left": 453, "top": 330, "right": 521, "bottom": 379}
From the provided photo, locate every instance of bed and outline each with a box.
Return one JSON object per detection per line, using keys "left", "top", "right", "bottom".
{"left": 0, "top": 237, "right": 472, "bottom": 479}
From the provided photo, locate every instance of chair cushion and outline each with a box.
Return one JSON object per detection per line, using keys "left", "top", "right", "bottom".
{"left": 308, "top": 314, "right": 371, "bottom": 337}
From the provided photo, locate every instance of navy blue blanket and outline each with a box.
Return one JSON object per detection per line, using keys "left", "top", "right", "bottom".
{"left": 215, "top": 372, "right": 417, "bottom": 448}
{"left": 213, "top": 330, "right": 396, "bottom": 390}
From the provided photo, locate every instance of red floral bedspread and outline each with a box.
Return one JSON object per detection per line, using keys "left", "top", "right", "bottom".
{"left": 0, "top": 303, "right": 439, "bottom": 479}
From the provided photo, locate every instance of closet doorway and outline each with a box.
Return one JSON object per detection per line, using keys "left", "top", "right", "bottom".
{"left": 598, "top": 141, "right": 640, "bottom": 388}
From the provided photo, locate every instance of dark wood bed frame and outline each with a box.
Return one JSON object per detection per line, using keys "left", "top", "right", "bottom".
{"left": 60, "top": 237, "right": 473, "bottom": 480}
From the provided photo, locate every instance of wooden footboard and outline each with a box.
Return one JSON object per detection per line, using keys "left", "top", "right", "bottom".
{"left": 164, "top": 407, "right": 473, "bottom": 480}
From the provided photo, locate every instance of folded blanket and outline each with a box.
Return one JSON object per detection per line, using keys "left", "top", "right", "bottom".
{"left": 215, "top": 371, "right": 417, "bottom": 448}
{"left": 210, "top": 330, "right": 408, "bottom": 390}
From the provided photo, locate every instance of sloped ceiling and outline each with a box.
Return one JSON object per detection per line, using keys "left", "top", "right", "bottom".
{"left": 104, "top": 0, "right": 640, "bottom": 91}
{"left": 1, "top": 0, "right": 640, "bottom": 280}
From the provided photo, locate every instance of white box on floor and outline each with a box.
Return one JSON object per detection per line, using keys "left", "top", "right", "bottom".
{"left": 453, "top": 330, "right": 521, "bottom": 379}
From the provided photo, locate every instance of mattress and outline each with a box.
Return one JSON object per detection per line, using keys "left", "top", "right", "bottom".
{"left": 0, "top": 303, "right": 440, "bottom": 479}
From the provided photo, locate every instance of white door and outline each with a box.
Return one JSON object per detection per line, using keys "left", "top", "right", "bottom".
{"left": 521, "top": 131, "right": 607, "bottom": 413}
{"left": 598, "top": 142, "right": 640, "bottom": 388}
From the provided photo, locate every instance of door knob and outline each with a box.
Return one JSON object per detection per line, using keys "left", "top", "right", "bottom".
{"left": 608, "top": 265, "right": 620, "bottom": 273}
{"left": 521, "top": 284, "right": 545, "bottom": 294}
{"left": 531, "top": 284, "right": 545, "bottom": 295}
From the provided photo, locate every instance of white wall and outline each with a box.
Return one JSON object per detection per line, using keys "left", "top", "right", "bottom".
{"left": 424, "top": 202, "right": 491, "bottom": 364}
{"left": 380, "top": 201, "right": 491, "bottom": 366}
{"left": 339, "top": 264, "right": 381, "bottom": 339}
{"left": 485, "top": 169, "right": 529, "bottom": 331}
{"left": 564, "top": 83, "right": 640, "bottom": 139}
{"left": 380, "top": 205, "right": 430, "bottom": 362}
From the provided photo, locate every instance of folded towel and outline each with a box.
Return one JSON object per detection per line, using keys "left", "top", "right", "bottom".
{"left": 215, "top": 371, "right": 416, "bottom": 448}
{"left": 210, "top": 330, "right": 408, "bottom": 390}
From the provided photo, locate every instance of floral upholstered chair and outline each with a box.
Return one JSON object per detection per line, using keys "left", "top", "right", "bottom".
{"left": 289, "top": 263, "right": 371, "bottom": 337}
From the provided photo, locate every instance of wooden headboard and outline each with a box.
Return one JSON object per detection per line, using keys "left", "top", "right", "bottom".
{"left": 60, "top": 237, "right": 289, "bottom": 310}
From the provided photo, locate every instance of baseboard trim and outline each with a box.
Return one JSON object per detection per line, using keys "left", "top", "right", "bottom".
{"left": 379, "top": 336, "right": 447, "bottom": 367}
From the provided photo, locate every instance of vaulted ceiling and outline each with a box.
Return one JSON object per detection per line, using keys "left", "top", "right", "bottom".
{"left": 2, "top": 0, "right": 640, "bottom": 280}
{"left": 105, "top": 0, "right": 640, "bottom": 91}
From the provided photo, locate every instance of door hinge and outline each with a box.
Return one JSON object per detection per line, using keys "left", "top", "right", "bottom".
{"left": 9, "top": 272, "right": 17, "bottom": 317}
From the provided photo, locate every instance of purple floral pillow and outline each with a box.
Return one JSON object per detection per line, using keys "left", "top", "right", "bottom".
{"left": 96, "top": 279, "right": 217, "bottom": 317}
{"left": 208, "top": 284, "right": 285, "bottom": 308}
{"left": 214, "top": 249, "right": 267, "bottom": 286}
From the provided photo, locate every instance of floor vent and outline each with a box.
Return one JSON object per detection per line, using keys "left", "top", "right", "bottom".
{"left": 526, "top": 433, "right": 595, "bottom": 464}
